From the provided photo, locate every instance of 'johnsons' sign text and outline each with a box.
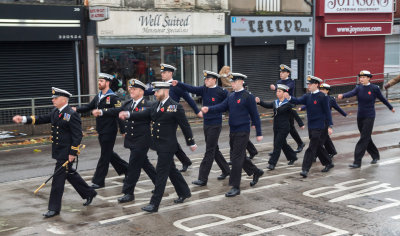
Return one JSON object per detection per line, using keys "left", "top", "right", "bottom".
{"left": 325, "top": 0, "right": 393, "bottom": 13}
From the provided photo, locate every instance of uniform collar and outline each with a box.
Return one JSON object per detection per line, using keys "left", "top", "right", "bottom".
{"left": 363, "top": 83, "right": 371, "bottom": 86}
{"left": 166, "top": 79, "right": 173, "bottom": 83}
{"left": 99, "top": 89, "right": 114, "bottom": 99}
{"left": 132, "top": 97, "right": 143, "bottom": 104}
{"left": 234, "top": 88, "right": 244, "bottom": 92}
{"left": 59, "top": 104, "right": 68, "bottom": 112}
{"left": 311, "top": 89, "right": 320, "bottom": 94}
{"left": 160, "top": 96, "right": 169, "bottom": 105}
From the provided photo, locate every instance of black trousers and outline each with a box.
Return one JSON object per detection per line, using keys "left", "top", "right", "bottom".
{"left": 246, "top": 140, "right": 258, "bottom": 157}
{"left": 302, "top": 128, "right": 332, "bottom": 171}
{"left": 289, "top": 116, "right": 303, "bottom": 146}
{"left": 49, "top": 160, "right": 96, "bottom": 212}
{"left": 198, "top": 125, "right": 230, "bottom": 182}
{"left": 354, "top": 117, "right": 379, "bottom": 165}
{"left": 122, "top": 147, "right": 157, "bottom": 195}
{"left": 175, "top": 143, "right": 192, "bottom": 166}
{"left": 150, "top": 151, "right": 191, "bottom": 207}
{"left": 269, "top": 129, "right": 297, "bottom": 165}
{"left": 324, "top": 135, "right": 337, "bottom": 155}
{"left": 92, "top": 133, "right": 128, "bottom": 186}
{"left": 229, "top": 132, "right": 259, "bottom": 189}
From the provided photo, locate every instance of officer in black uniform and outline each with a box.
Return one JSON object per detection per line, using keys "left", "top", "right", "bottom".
{"left": 94, "top": 79, "right": 157, "bottom": 203}
{"left": 73, "top": 73, "right": 128, "bottom": 189}
{"left": 121, "top": 82, "right": 196, "bottom": 212}
{"left": 145, "top": 64, "right": 200, "bottom": 172}
{"left": 270, "top": 65, "right": 305, "bottom": 153}
{"left": 13, "top": 87, "right": 97, "bottom": 218}
{"left": 256, "top": 84, "right": 298, "bottom": 170}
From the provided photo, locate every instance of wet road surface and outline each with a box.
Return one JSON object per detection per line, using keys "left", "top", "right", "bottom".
{"left": 1, "top": 103, "right": 400, "bottom": 235}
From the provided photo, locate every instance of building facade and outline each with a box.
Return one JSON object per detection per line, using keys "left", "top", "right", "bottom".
{"left": 315, "top": 0, "right": 394, "bottom": 86}
{"left": 87, "top": 0, "right": 229, "bottom": 98}
{"left": 229, "top": 0, "right": 312, "bottom": 100}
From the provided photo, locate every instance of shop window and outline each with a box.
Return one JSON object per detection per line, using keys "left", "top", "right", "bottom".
{"left": 196, "top": 45, "right": 219, "bottom": 86}
{"left": 385, "top": 35, "right": 400, "bottom": 66}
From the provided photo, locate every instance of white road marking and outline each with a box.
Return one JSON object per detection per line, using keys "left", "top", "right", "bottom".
{"left": 120, "top": 190, "right": 210, "bottom": 206}
{"left": 0, "top": 227, "right": 18, "bottom": 233}
{"left": 99, "top": 183, "right": 282, "bottom": 225}
{"left": 391, "top": 215, "right": 400, "bottom": 220}
{"left": 347, "top": 198, "right": 400, "bottom": 212}
{"left": 313, "top": 222, "right": 349, "bottom": 236}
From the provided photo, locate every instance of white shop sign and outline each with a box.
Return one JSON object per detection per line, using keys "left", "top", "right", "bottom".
{"left": 98, "top": 11, "right": 225, "bottom": 36}
{"left": 325, "top": 0, "right": 393, "bottom": 13}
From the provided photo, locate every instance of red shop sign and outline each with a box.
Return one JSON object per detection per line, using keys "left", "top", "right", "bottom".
{"left": 325, "top": 22, "right": 392, "bottom": 37}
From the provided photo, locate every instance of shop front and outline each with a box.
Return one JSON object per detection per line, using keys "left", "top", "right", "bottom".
{"left": 315, "top": 0, "right": 394, "bottom": 86}
{"left": 96, "top": 11, "right": 229, "bottom": 96}
{"left": 230, "top": 16, "right": 313, "bottom": 100}
{"left": 0, "top": 4, "right": 85, "bottom": 101}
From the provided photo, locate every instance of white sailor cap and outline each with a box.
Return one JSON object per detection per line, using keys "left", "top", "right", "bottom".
{"left": 98, "top": 73, "right": 114, "bottom": 81}
{"left": 152, "top": 81, "right": 171, "bottom": 91}
{"left": 280, "top": 64, "right": 292, "bottom": 73}
{"left": 160, "top": 64, "right": 176, "bottom": 72}
{"left": 203, "top": 70, "right": 220, "bottom": 79}
{"left": 52, "top": 87, "right": 72, "bottom": 98}
{"left": 320, "top": 83, "right": 331, "bottom": 90}
{"left": 277, "top": 84, "right": 290, "bottom": 92}
{"left": 128, "top": 79, "right": 148, "bottom": 90}
{"left": 306, "top": 75, "right": 323, "bottom": 84}
{"left": 230, "top": 73, "right": 247, "bottom": 81}
{"left": 358, "top": 70, "right": 372, "bottom": 78}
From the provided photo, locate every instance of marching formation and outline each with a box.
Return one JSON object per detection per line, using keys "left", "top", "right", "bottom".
{"left": 12, "top": 64, "right": 396, "bottom": 218}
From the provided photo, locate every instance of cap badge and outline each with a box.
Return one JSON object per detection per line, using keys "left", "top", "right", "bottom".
{"left": 161, "top": 66, "right": 165, "bottom": 70}
{"left": 52, "top": 89, "right": 55, "bottom": 94}
{"left": 204, "top": 72, "right": 207, "bottom": 76}
{"left": 281, "top": 66, "right": 285, "bottom": 70}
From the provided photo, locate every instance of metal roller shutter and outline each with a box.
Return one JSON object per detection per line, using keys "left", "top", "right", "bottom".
{"left": 0, "top": 41, "right": 77, "bottom": 103}
{"left": 232, "top": 44, "right": 305, "bottom": 100}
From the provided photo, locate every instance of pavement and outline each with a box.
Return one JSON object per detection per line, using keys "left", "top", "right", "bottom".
{"left": 1, "top": 103, "right": 400, "bottom": 235}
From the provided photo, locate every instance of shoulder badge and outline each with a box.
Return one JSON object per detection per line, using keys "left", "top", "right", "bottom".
{"left": 115, "top": 100, "right": 122, "bottom": 108}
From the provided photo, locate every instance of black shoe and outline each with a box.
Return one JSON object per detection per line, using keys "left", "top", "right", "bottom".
{"left": 267, "top": 164, "right": 275, "bottom": 170}
{"left": 151, "top": 189, "right": 154, "bottom": 193}
{"left": 300, "top": 170, "right": 308, "bottom": 178}
{"left": 288, "top": 158, "right": 298, "bottom": 165}
{"left": 349, "top": 164, "right": 361, "bottom": 168}
{"left": 192, "top": 179, "right": 207, "bottom": 186}
{"left": 328, "top": 153, "right": 337, "bottom": 159}
{"left": 312, "top": 157, "right": 317, "bottom": 162}
{"left": 371, "top": 159, "right": 379, "bottom": 164}
{"left": 217, "top": 173, "right": 229, "bottom": 180}
{"left": 268, "top": 152, "right": 273, "bottom": 156}
{"left": 91, "top": 183, "right": 104, "bottom": 189}
{"left": 321, "top": 164, "right": 334, "bottom": 172}
{"left": 83, "top": 191, "right": 97, "bottom": 206}
{"left": 141, "top": 204, "right": 158, "bottom": 213}
{"left": 228, "top": 161, "right": 232, "bottom": 165}
{"left": 225, "top": 187, "right": 240, "bottom": 197}
{"left": 174, "top": 193, "right": 191, "bottom": 204}
{"left": 118, "top": 194, "right": 134, "bottom": 203}
{"left": 250, "top": 169, "right": 264, "bottom": 187}
{"left": 179, "top": 163, "right": 192, "bottom": 172}
{"left": 296, "top": 143, "right": 305, "bottom": 153}
{"left": 43, "top": 210, "right": 59, "bottom": 218}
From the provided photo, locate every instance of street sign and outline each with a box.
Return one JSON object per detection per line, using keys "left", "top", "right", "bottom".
{"left": 89, "top": 6, "right": 109, "bottom": 21}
